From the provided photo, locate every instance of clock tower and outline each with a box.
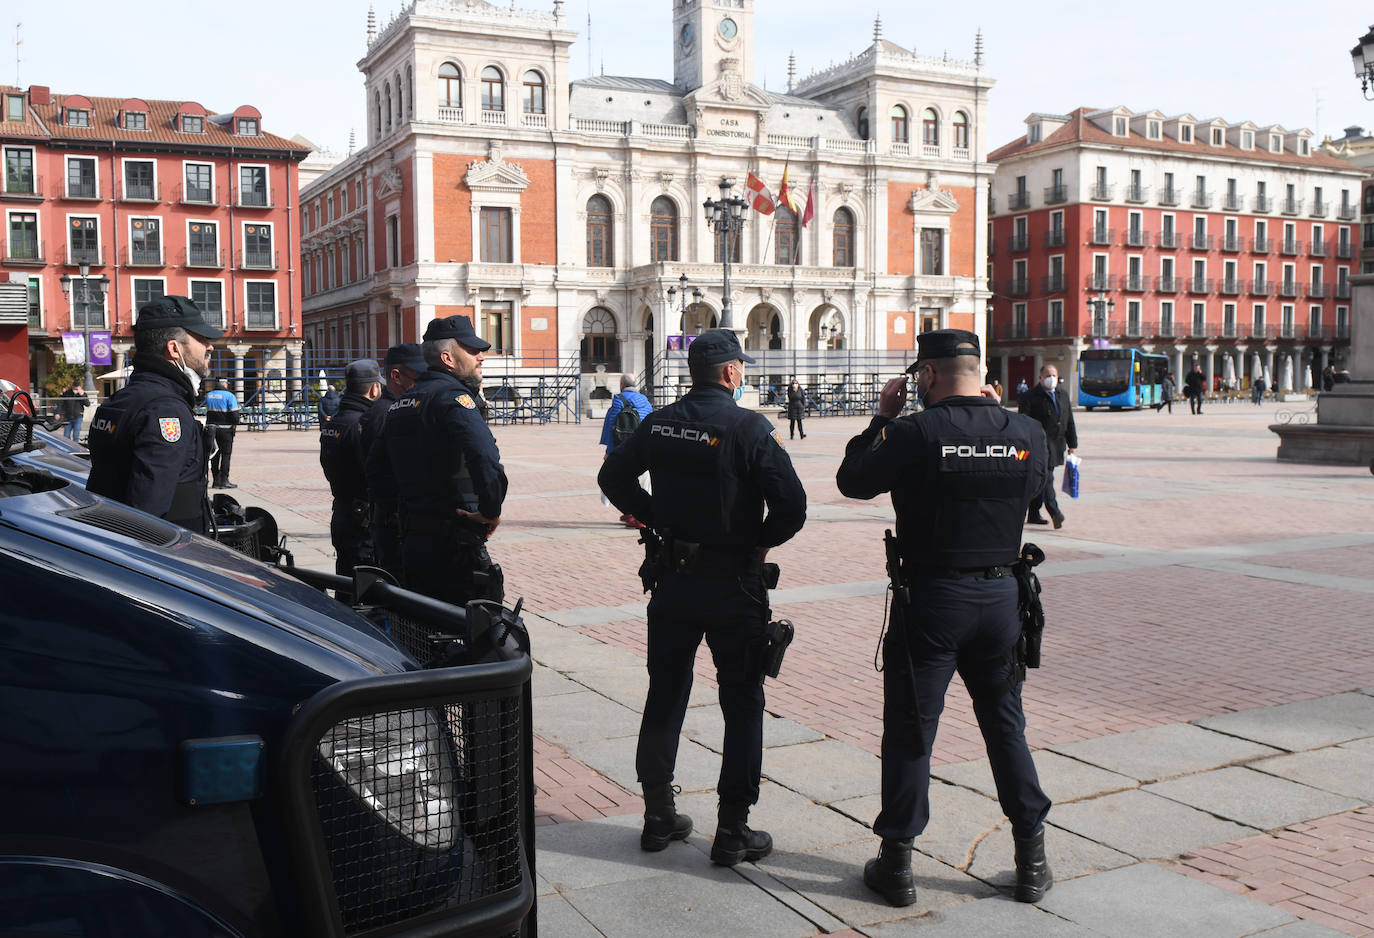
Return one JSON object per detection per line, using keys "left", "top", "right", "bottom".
{"left": 672, "top": 0, "right": 755, "bottom": 93}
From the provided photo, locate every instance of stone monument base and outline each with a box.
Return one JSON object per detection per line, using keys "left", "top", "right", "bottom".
{"left": 1271, "top": 381, "right": 1374, "bottom": 466}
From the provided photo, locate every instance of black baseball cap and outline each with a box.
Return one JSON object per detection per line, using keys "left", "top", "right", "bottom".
{"left": 134, "top": 295, "right": 224, "bottom": 340}
{"left": 907, "top": 328, "right": 981, "bottom": 373}
{"left": 422, "top": 315, "right": 491, "bottom": 352}
{"left": 688, "top": 329, "right": 756, "bottom": 368}
{"left": 384, "top": 342, "right": 425, "bottom": 371}
{"left": 345, "top": 359, "right": 382, "bottom": 392}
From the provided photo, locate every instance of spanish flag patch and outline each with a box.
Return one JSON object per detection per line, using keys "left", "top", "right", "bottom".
{"left": 456, "top": 394, "right": 476, "bottom": 409}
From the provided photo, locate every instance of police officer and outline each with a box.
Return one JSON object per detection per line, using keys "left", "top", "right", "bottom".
{"left": 360, "top": 343, "right": 425, "bottom": 576}
{"left": 203, "top": 379, "right": 241, "bottom": 489}
{"left": 835, "top": 329, "right": 1054, "bottom": 907}
{"left": 598, "top": 329, "right": 807, "bottom": 866}
{"left": 87, "top": 296, "right": 221, "bottom": 532}
{"left": 321, "top": 359, "right": 383, "bottom": 585}
{"left": 376, "top": 316, "right": 507, "bottom": 604}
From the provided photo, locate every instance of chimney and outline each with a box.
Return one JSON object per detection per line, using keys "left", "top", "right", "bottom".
{"left": 29, "top": 85, "right": 51, "bottom": 106}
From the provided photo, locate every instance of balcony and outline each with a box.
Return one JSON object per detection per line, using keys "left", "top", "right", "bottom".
{"left": 480, "top": 109, "right": 507, "bottom": 127}
{"left": 61, "top": 245, "right": 104, "bottom": 267}
{"left": 182, "top": 247, "right": 224, "bottom": 268}
{"left": 61, "top": 180, "right": 99, "bottom": 200}
{"left": 123, "top": 246, "right": 164, "bottom": 267}
{"left": 235, "top": 188, "right": 273, "bottom": 209}
{"left": 1188, "top": 276, "right": 1213, "bottom": 294}
{"left": 1247, "top": 325, "right": 1275, "bottom": 340}
{"left": 1008, "top": 190, "right": 1031, "bottom": 211}
{"left": 1337, "top": 321, "right": 1351, "bottom": 339}
{"left": 1159, "top": 186, "right": 1182, "bottom": 206}
{"left": 1038, "top": 321, "right": 1068, "bottom": 339}
{"left": 1254, "top": 194, "right": 1272, "bottom": 213}
{"left": 1307, "top": 283, "right": 1328, "bottom": 299}
{"left": 1308, "top": 323, "right": 1336, "bottom": 340}
{"left": 1125, "top": 228, "right": 1151, "bottom": 248}
{"left": 1158, "top": 231, "right": 1181, "bottom": 249}
{"left": 1041, "top": 274, "right": 1067, "bottom": 293}
{"left": 522, "top": 112, "right": 549, "bottom": 128}
{"left": 239, "top": 248, "right": 279, "bottom": 271}
{"left": 1124, "top": 318, "right": 1151, "bottom": 338}
{"left": 1189, "top": 321, "right": 1210, "bottom": 338}
{"left": 0, "top": 173, "right": 43, "bottom": 201}
{"left": 1190, "top": 233, "right": 1214, "bottom": 251}
{"left": 2, "top": 237, "right": 45, "bottom": 265}
{"left": 1191, "top": 189, "right": 1213, "bottom": 209}
{"left": 1337, "top": 242, "right": 1354, "bottom": 259}
{"left": 1085, "top": 273, "right": 1117, "bottom": 291}
{"left": 1310, "top": 240, "right": 1327, "bottom": 258}
{"left": 1222, "top": 193, "right": 1244, "bottom": 211}
{"left": 1087, "top": 319, "right": 1120, "bottom": 339}
{"left": 1008, "top": 233, "right": 1030, "bottom": 252}
{"left": 1338, "top": 203, "right": 1357, "bottom": 220}
{"left": 1309, "top": 199, "right": 1328, "bottom": 218}
{"left": 1277, "top": 323, "right": 1298, "bottom": 339}
{"left": 1220, "top": 235, "right": 1244, "bottom": 252}
{"left": 1219, "top": 278, "right": 1243, "bottom": 295}
{"left": 1006, "top": 277, "right": 1030, "bottom": 296}
{"left": 1043, "top": 229, "right": 1067, "bottom": 248}
{"left": 1157, "top": 320, "right": 1181, "bottom": 338}
{"left": 1000, "top": 322, "right": 1031, "bottom": 340}
{"left": 1123, "top": 274, "right": 1146, "bottom": 292}
{"left": 1336, "top": 282, "right": 1352, "bottom": 299}
{"left": 1221, "top": 322, "right": 1239, "bottom": 339}
{"left": 1089, "top": 226, "right": 1115, "bottom": 246}
{"left": 1278, "top": 280, "right": 1300, "bottom": 298}
{"left": 1280, "top": 239, "right": 1302, "bottom": 255}
{"left": 1124, "top": 184, "right": 1150, "bottom": 203}
{"left": 1250, "top": 279, "right": 1273, "bottom": 296}
{"left": 1090, "top": 182, "right": 1115, "bottom": 201}
{"left": 1155, "top": 275, "right": 1181, "bottom": 293}
{"left": 175, "top": 183, "right": 217, "bottom": 207}
{"left": 1043, "top": 184, "right": 1067, "bottom": 205}
{"left": 1252, "top": 235, "right": 1272, "bottom": 253}
{"left": 1281, "top": 198, "right": 1303, "bottom": 215}
{"left": 120, "top": 180, "right": 159, "bottom": 203}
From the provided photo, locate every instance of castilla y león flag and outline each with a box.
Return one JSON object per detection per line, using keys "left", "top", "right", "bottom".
{"left": 745, "top": 171, "right": 775, "bottom": 215}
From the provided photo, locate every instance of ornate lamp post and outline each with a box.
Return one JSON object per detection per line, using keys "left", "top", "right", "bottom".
{"left": 702, "top": 177, "right": 748, "bottom": 331}
{"left": 58, "top": 262, "right": 108, "bottom": 393}
{"left": 1352, "top": 25, "right": 1374, "bottom": 98}
{"left": 1086, "top": 290, "right": 1115, "bottom": 338}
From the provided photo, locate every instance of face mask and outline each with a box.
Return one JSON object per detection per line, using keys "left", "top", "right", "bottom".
{"left": 172, "top": 346, "right": 202, "bottom": 394}
{"left": 1042, "top": 376, "right": 1058, "bottom": 391}
{"left": 729, "top": 364, "right": 745, "bottom": 402}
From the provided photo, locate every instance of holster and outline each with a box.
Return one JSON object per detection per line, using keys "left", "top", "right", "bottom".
{"left": 637, "top": 528, "right": 663, "bottom": 593}
{"left": 883, "top": 529, "right": 927, "bottom": 755}
{"left": 1012, "top": 542, "right": 1046, "bottom": 680}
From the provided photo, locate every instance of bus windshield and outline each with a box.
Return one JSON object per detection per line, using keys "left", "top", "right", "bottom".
{"left": 1080, "top": 357, "right": 1132, "bottom": 396}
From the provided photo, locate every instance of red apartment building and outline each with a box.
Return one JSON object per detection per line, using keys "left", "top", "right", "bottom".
{"left": 1, "top": 84, "right": 308, "bottom": 394}
{"left": 988, "top": 107, "right": 1363, "bottom": 396}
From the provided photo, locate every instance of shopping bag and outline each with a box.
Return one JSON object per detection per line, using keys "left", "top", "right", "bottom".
{"left": 1060, "top": 454, "right": 1081, "bottom": 499}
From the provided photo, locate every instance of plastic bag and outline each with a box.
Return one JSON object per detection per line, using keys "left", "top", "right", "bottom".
{"left": 1061, "top": 453, "right": 1081, "bottom": 499}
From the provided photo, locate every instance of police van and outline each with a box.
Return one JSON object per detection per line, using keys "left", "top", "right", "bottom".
{"left": 0, "top": 391, "right": 536, "bottom": 938}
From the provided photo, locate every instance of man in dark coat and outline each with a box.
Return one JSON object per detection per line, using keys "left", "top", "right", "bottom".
{"left": 87, "top": 296, "right": 221, "bottom": 533}
{"left": 321, "top": 359, "right": 384, "bottom": 584}
{"left": 1184, "top": 365, "right": 1205, "bottom": 415}
{"left": 1017, "top": 363, "right": 1077, "bottom": 529}
{"left": 360, "top": 343, "right": 425, "bottom": 576}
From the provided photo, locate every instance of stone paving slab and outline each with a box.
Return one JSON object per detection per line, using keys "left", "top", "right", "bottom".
{"left": 1196, "top": 693, "right": 1374, "bottom": 751}
{"left": 1143, "top": 766, "right": 1363, "bottom": 833}
{"left": 562, "top": 733, "right": 723, "bottom": 795}
{"left": 761, "top": 738, "right": 883, "bottom": 804}
{"left": 968, "top": 821, "right": 1137, "bottom": 889}
{"left": 1049, "top": 789, "right": 1257, "bottom": 859}
{"left": 564, "top": 665, "right": 716, "bottom": 712}
{"left": 1255, "top": 923, "right": 1359, "bottom": 937}
{"left": 532, "top": 690, "right": 642, "bottom": 746}
{"left": 678, "top": 705, "right": 826, "bottom": 753}
{"left": 1251, "top": 742, "right": 1374, "bottom": 803}
{"left": 863, "top": 894, "right": 1100, "bottom": 936}
{"left": 1037, "top": 862, "right": 1295, "bottom": 938}
{"left": 934, "top": 750, "right": 1138, "bottom": 804}
{"left": 677, "top": 782, "right": 872, "bottom": 855}
{"left": 1048, "top": 723, "right": 1282, "bottom": 781}
{"left": 535, "top": 814, "right": 715, "bottom": 892}
{"left": 530, "top": 663, "right": 582, "bottom": 698}
{"left": 531, "top": 892, "right": 604, "bottom": 938}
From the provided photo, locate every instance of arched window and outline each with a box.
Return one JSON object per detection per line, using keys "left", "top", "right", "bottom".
{"left": 373, "top": 92, "right": 381, "bottom": 138}
{"left": 833, "top": 207, "right": 854, "bottom": 267}
{"left": 649, "top": 196, "right": 678, "bottom": 261}
{"left": 406, "top": 66, "right": 414, "bottom": 117}
{"left": 856, "top": 106, "right": 869, "bottom": 140}
{"left": 384, "top": 82, "right": 392, "bottom": 129}
{"left": 953, "top": 110, "right": 970, "bottom": 150}
{"left": 481, "top": 67, "right": 504, "bottom": 112}
{"left": 522, "top": 70, "right": 545, "bottom": 114}
{"left": 586, "top": 195, "right": 612, "bottom": 267}
{"left": 775, "top": 204, "right": 798, "bottom": 265}
{"left": 891, "top": 105, "right": 908, "bottom": 143}
{"left": 921, "top": 108, "right": 939, "bottom": 147}
{"left": 580, "top": 307, "right": 620, "bottom": 372}
{"left": 394, "top": 73, "right": 403, "bottom": 124}
{"left": 439, "top": 62, "right": 462, "bottom": 108}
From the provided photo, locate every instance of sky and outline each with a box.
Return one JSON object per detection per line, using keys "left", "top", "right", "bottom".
{"left": 9, "top": 1, "right": 1374, "bottom": 156}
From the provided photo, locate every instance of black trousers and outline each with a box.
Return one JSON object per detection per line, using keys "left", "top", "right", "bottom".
{"left": 1027, "top": 465, "right": 1061, "bottom": 519}
{"left": 208, "top": 426, "right": 235, "bottom": 480}
{"left": 402, "top": 532, "right": 497, "bottom": 607}
{"left": 330, "top": 507, "right": 373, "bottom": 579}
{"left": 636, "top": 570, "right": 768, "bottom": 807}
{"left": 789, "top": 415, "right": 804, "bottom": 438}
{"left": 874, "top": 574, "right": 1050, "bottom": 841}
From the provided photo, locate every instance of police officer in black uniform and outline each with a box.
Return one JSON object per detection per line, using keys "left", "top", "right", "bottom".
{"left": 360, "top": 343, "right": 425, "bottom": 577}
{"left": 835, "top": 329, "right": 1054, "bottom": 907}
{"left": 87, "top": 296, "right": 221, "bottom": 533}
{"left": 599, "top": 329, "right": 807, "bottom": 866}
{"left": 320, "top": 359, "right": 383, "bottom": 585}
{"left": 374, "top": 316, "right": 506, "bottom": 604}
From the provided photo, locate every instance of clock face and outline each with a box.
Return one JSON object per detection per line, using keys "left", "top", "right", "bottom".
{"left": 680, "top": 23, "right": 692, "bottom": 46}
{"left": 718, "top": 17, "right": 738, "bottom": 39}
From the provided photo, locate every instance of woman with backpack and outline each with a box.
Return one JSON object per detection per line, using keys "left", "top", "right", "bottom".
{"left": 599, "top": 374, "right": 654, "bottom": 528}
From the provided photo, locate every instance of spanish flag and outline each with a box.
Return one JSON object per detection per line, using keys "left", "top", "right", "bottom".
{"left": 778, "top": 160, "right": 803, "bottom": 215}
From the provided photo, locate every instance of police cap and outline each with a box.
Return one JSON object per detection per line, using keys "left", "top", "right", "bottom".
{"left": 134, "top": 295, "right": 224, "bottom": 340}
{"left": 384, "top": 342, "right": 425, "bottom": 371}
{"left": 423, "top": 315, "right": 491, "bottom": 351}
{"left": 688, "top": 329, "right": 756, "bottom": 368}
{"left": 345, "top": 359, "right": 383, "bottom": 392}
{"left": 907, "top": 328, "right": 981, "bottom": 374}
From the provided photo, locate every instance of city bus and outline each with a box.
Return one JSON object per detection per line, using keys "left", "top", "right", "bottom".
{"left": 1077, "top": 347, "right": 1169, "bottom": 409}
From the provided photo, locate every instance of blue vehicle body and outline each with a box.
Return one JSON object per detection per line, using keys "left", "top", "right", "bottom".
{"left": 0, "top": 400, "right": 534, "bottom": 938}
{"left": 1077, "top": 347, "right": 1169, "bottom": 409}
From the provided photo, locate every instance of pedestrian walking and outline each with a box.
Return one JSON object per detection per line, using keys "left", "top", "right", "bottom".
{"left": 1153, "top": 372, "right": 1175, "bottom": 413}
{"left": 835, "top": 328, "right": 1053, "bottom": 908}
{"left": 58, "top": 384, "right": 87, "bottom": 442}
{"left": 1017, "top": 364, "right": 1076, "bottom": 529}
{"left": 1252, "top": 376, "right": 1267, "bottom": 405}
{"left": 203, "top": 379, "right": 241, "bottom": 489}
{"left": 599, "top": 374, "right": 654, "bottom": 528}
{"left": 1184, "top": 366, "right": 1205, "bottom": 415}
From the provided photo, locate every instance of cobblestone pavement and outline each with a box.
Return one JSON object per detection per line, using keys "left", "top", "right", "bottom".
{"left": 227, "top": 400, "right": 1374, "bottom": 935}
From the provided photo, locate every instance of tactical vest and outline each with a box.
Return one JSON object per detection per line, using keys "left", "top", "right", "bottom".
{"left": 384, "top": 380, "right": 477, "bottom": 519}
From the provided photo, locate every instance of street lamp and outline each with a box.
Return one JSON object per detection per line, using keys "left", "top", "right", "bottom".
{"left": 1352, "top": 25, "right": 1374, "bottom": 99}
{"left": 666, "top": 273, "right": 693, "bottom": 347}
{"left": 1086, "top": 290, "right": 1115, "bottom": 338}
{"left": 702, "top": 176, "right": 748, "bottom": 330}
{"left": 59, "top": 263, "right": 107, "bottom": 393}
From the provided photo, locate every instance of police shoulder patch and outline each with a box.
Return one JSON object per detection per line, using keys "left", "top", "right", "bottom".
{"left": 770, "top": 429, "right": 783, "bottom": 446}
{"left": 872, "top": 425, "right": 888, "bottom": 452}
{"left": 455, "top": 393, "right": 476, "bottom": 409}
{"left": 158, "top": 417, "right": 182, "bottom": 443}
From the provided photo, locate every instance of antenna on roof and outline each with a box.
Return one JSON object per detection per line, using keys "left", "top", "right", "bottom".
{"left": 974, "top": 29, "right": 984, "bottom": 69}
{"left": 348, "top": 128, "right": 356, "bottom": 155}
{"left": 366, "top": 5, "right": 377, "bottom": 44}
{"left": 873, "top": 14, "right": 882, "bottom": 43}
{"left": 1314, "top": 87, "right": 1323, "bottom": 138}
{"left": 14, "top": 22, "right": 22, "bottom": 87}
{"left": 587, "top": 6, "right": 592, "bottom": 78}
{"left": 787, "top": 52, "right": 796, "bottom": 94}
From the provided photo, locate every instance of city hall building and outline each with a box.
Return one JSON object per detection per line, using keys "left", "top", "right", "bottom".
{"left": 299, "top": 0, "right": 995, "bottom": 400}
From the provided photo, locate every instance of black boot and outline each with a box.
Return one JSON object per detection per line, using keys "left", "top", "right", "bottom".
{"left": 640, "top": 784, "right": 692, "bottom": 851}
{"left": 710, "top": 801, "right": 771, "bottom": 866}
{"left": 1013, "top": 827, "right": 1053, "bottom": 902}
{"left": 863, "top": 838, "right": 917, "bottom": 907}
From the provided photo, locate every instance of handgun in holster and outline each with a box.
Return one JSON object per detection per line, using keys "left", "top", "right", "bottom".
{"left": 637, "top": 528, "right": 664, "bottom": 593}
{"left": 1011, "top": 542, "right": 1046, "bottom": 683}
{"left": 883, "top": 529, "right": 927, "bottom": 755}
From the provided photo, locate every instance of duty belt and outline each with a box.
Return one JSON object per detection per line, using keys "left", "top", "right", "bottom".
{"left": 909, "top": 564, "right": 1014, "bottom": 580}
{"left": 663, "top": 539, "right": 762, "bottom": 577}
{"left": 401, "top": 512, "right": 484, "bottom": 542}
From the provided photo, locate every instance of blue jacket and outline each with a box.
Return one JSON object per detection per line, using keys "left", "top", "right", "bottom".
{"left": 599, "top": 390, "right": 654, "bottom": 453}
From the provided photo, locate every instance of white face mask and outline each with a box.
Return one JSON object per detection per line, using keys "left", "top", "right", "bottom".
{"left": 1041, "top": 376, "right": 1058, "bottom": 391}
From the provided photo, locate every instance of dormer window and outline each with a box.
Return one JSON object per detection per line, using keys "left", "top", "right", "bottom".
{"left": 5, "top": 94, "right": 22, "bottom": 121}
{"left": 1211, "top": 127, "right": 1224, "bottom": 146}
{"left": 1299, "top": 139, "right": 1309, "bottom": 156}
{"left": 123, "top": 111, "right": 147, "bottom": 130}
{"left": 1029, "top": 123, "right": 1041, "bottom": 143}
{"left": 66, "top": 108, "right": 90, "bottom": 127}
{"left": 235, "top": 117, "right": 259, "bottom": 136}
{"left": 181, "top": 114, "right": 204, "bottom": 133}
{"left": 1241, "top": 130, "right": 1253, "bottom": 149}
{"left": 1147, "top": 120, "right": 1161, "bottom": 139}
{"left": 1114, "top": 116, "right": 1127, "bottom": 136}
{"left": 1179, "top": 124, "right": 1193, "bottom": 143}
{"left": 1270, "top": 134, "right": 1282, "bottom": 152}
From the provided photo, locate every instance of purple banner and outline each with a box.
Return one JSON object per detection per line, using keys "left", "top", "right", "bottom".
{"left": 88, "top": 332, "right": 112, "bottom": 367}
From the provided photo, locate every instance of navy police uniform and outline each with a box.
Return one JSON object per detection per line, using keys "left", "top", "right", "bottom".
{"left": 836, "top": 329, "right": 1052, "bottom": 897}
{"left": 321, "top": 360, "right": 383, "bottom": 580}
{"left": 87, "top": 297, "right": 222, "bottom": 533}
{"left": 360, "top": 343, "right": 425, "bottom": 577}
{"left": 599, "top": 330, "right": 806, "bottom": 838}
{"left": 373, "top": 319, "right": 507, "bottom": 604}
